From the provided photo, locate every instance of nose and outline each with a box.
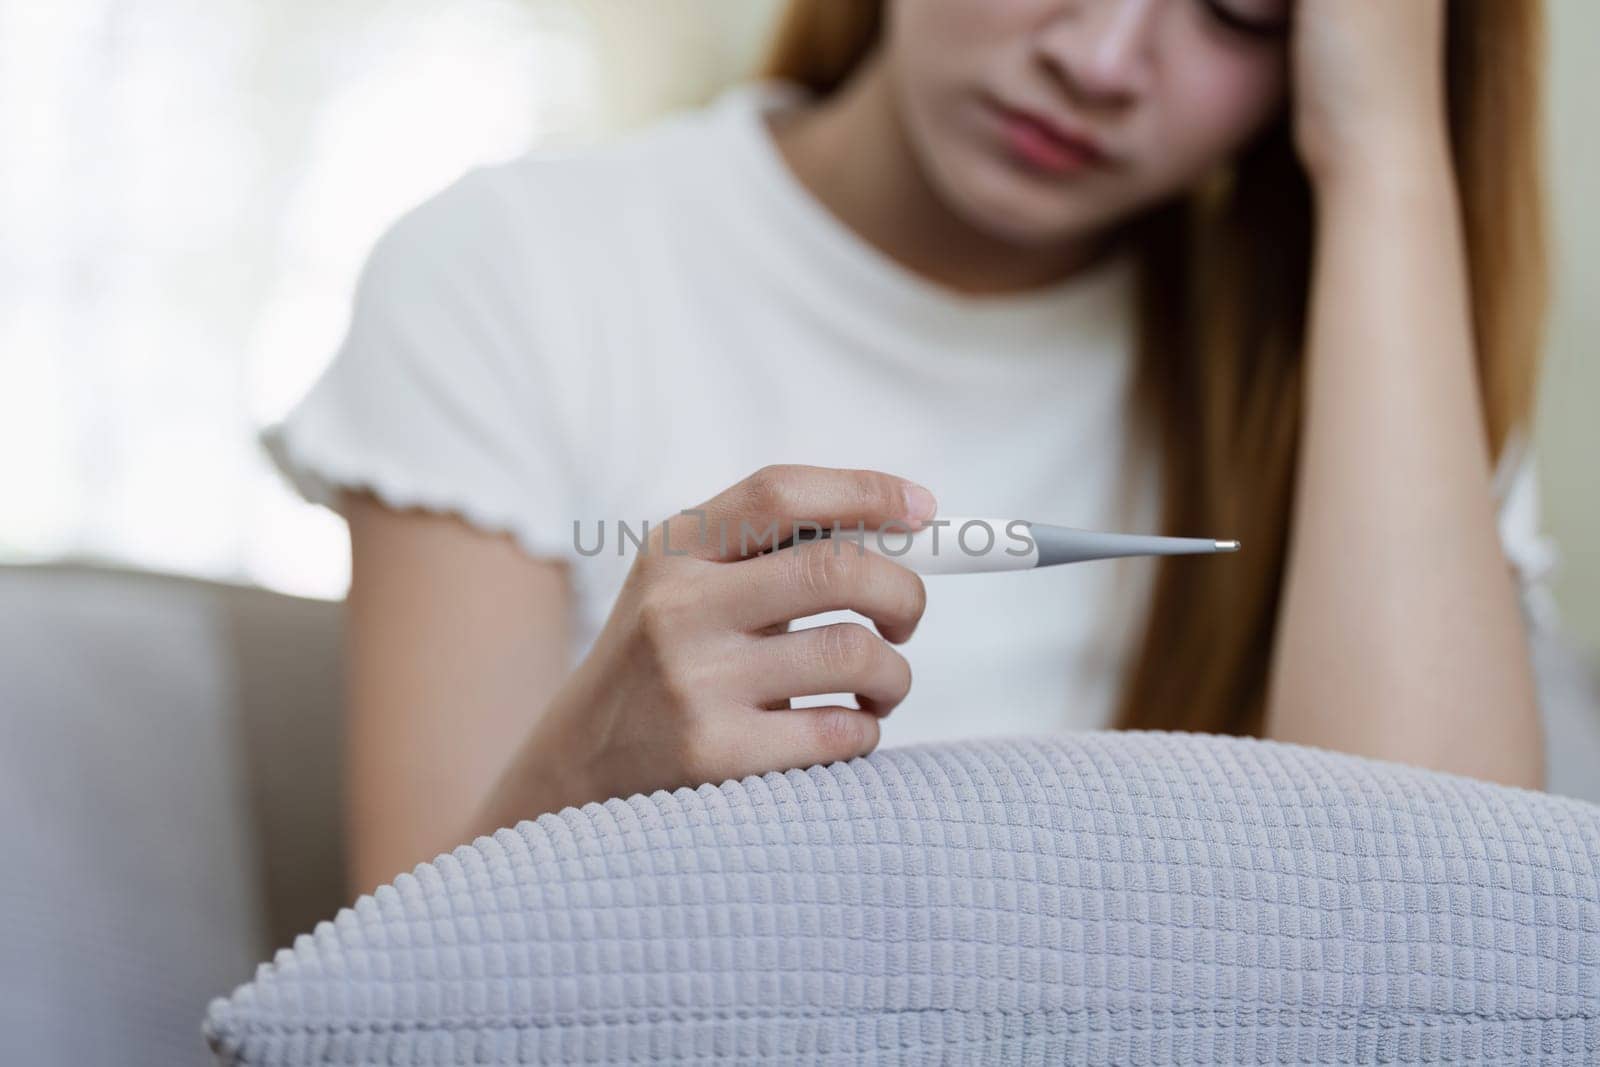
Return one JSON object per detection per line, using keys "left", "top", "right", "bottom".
{"left": 1036, "top": 0, "right": 1161, "bottom": 107}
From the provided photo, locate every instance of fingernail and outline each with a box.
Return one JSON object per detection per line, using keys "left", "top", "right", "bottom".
{"left": 902, "top": 483, "right": 937, "bottom": 524}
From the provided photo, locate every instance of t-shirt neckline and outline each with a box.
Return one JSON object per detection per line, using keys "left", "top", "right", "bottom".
{"left": 710, "top": 78, "right": 1135, "bottom": 357}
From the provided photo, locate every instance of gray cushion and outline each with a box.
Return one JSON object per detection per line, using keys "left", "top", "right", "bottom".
{"left": 205, "top": 731, "right": 1600, "bottom": 1065}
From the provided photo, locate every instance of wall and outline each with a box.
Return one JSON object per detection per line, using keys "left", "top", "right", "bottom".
{"left": 1540, "top": 0, "right": 1600, "bottom": 653}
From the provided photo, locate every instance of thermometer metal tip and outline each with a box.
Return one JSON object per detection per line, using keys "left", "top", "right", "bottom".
{"left": 1215, "top": 540, "right": 1241, "bottom": 552}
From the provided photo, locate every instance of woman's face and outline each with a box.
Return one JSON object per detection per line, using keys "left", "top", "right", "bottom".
{"left": 883, "top": 0, "right": 1291, "bottom": 246}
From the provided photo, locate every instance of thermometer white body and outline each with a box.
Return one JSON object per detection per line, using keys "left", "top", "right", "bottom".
{"left": 799, "top": 515, "right": 1239, "bottom": 576}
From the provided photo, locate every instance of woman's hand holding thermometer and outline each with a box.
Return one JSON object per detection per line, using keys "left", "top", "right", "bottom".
{"left": 481, "top": 464, "right": 932, "bottom": 827}
{"left": 479, "top": 465, "right": 1237, "bottom": 829}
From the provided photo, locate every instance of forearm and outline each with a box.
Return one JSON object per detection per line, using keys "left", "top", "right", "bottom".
{"left": 1263, "top": 146, "right": 1542, "bottom": 788}
{"left": 464, "top": 656, "right": 615, "bottom": 839}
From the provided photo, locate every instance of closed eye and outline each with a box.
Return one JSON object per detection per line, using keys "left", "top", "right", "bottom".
{"left": 1199, "top": 0, "right": 1291, "bottom": 41}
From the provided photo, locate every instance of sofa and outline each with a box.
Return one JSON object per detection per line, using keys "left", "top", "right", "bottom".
{"left": 2, "top": 560, "right": 1598, "bottom": 1065}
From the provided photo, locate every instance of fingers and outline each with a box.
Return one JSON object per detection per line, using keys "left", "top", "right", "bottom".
{"left": 722, "top": 536, "right": 929, "bottom": 644}
{"left": 739, "top": 622, "right": 913, "bottom": 717}
{"left": 599, "top": 464, "right": 932, "bottom": 795}
{"left": 652, "top": 464, "right": 937, "bottom": 564}
{"left": 716, "top": 705, "right": 883, "bottom": 780}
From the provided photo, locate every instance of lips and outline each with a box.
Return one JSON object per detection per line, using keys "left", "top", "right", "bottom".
{"left": 984, "top": 96, "right": 1114, "bottom": 176}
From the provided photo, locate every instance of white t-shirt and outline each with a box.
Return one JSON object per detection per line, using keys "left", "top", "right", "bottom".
{"left": 264, "top": 80, "right": 1558, "bottom": 749}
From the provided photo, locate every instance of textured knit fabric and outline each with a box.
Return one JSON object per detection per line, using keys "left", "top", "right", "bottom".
{"left": 204, "top": 732, "right": 1600, "bottom": 1065}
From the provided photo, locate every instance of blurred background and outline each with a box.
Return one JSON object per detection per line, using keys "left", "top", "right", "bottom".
{"left": 1, "top": 0, "right": 774, "bottom": 597}
{"left": 1, "top": 0, "right": 1595, "bottom": 643}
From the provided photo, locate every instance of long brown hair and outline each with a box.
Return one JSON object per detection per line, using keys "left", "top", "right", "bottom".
{"left": 762, "top": 0, "right": 1548, "bottom": 736}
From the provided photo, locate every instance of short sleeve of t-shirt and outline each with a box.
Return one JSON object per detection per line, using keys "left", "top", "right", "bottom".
{"left": 1495, "top": 436, "right": 1563, "bottom": 634}
{"left": 261, "top": 163, "right": 583, "bottom": 562}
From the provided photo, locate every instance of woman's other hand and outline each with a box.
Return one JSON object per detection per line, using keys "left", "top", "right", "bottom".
{"left": 475, "top": 464, "right": 937, "bottom": 830}
{"left": 1290, "top": 0, "right": 1451, "bottom": 187}
{"left": 1266, "top": 0, "right": 1543, "bottom": 789}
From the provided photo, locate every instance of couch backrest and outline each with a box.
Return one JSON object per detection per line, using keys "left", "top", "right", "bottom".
{"left": 0, "top": 562, "right": 345, "bottom": 1067}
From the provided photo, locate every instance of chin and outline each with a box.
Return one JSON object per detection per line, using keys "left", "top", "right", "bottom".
{"left": 935, "top": 156, "right": 1114, "bottom": 250}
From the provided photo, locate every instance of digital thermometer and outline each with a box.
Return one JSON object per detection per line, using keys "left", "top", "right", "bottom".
{"left": 790, "top": 515, "right": 1239, "bottom": 576}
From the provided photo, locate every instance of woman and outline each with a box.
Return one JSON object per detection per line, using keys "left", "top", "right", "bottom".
{"left": 266, "top": 0, "right": 1552, "bottom": 897}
